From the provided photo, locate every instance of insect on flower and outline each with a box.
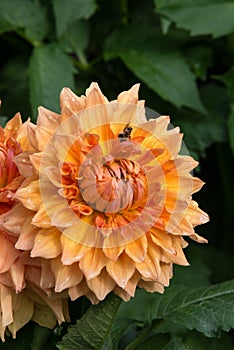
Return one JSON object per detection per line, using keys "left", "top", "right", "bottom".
{"left": 118, "top": 123, "right": 133, "bottom": 141}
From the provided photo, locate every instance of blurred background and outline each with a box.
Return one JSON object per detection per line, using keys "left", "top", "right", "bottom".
{"left": 0, "top": 0, "right": 234, "bottom": 348}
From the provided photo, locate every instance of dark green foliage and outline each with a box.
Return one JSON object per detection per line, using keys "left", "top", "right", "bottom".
{"left": 57, "top": 294, "right": 122, "bottom": 350}
{"left": 0, "top": 0, "right": 234, "bottom": 349}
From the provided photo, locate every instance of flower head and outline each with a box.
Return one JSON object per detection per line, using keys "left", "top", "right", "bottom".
{"left": 12, "top": 83, "right": 209, "bottom": 303}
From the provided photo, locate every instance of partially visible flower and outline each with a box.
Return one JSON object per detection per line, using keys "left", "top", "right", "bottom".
{"left": 9, "top": 83, "right": 209, "bottom": 303}
{"left": 0, "top": 113, "right": 69, "bottom": 341}
{"left": 0, "top": 113, "right": 26, "bottom": 214}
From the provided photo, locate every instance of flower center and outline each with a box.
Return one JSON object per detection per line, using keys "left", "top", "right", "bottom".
{"left": 78, "top": 157, "right": 147, "bottom": 214}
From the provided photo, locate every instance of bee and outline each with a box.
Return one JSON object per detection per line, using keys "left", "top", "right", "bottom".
{"left": 118, "top": 123, "right": 133, "bottom": 142}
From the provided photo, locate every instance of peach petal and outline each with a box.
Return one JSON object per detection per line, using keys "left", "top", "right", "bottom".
{"left": 35, "top": 126, "right": 54, "bottom": 151}
{"left": 13, "top": 152, "right": 36, "bottom": 178}
{"left": 29, "top": 152, "right": 43, "bottom": 173}
{"left": 68, "top": 280, "right": 99, "bottom": 304}
{"left": 103, "top": 244, "right": 124, "bottom": 261}
{"left": 0, "top": 284, "right": 13, "bottom": 327}
{"left": 159, "top": 263, "right": 173, "bottom": 286}
{"left": 79, "top": 248, "right": 107, "bottom": 280}
{"left": 61, "top": 235, "right": 90, "bottom": 264}
{"left": 51, "top": 207, "right": 77, "bottom": 228}
{"left": 0, "top": 233, "right": 19, "bottom": 273}
{"left": 15, "top": 217, "right": 38, "bottom": 250}
{"left": 8, "top": 292, "right": 34, "bottom": 338}
{"left": 32, "top": 204, "right": 52, "bottom": 228}
{"left": 10, "top": 260, "right": 25, "bottom": 293}
{"left": 15, "top": 176, "right": 41, "bottom": 211}
{"left": 106, "top": 253, "right": 135, "bottom": 288}
{"left": 117, "top": 84, "right": 140, "bottom": 104}
{"left": 25, "top": 282, "right": 69, "bottom": 324}
{"left": 125, "top": 235, "right": 147, "bottom": 263}
{"left": 31, "top": 227, "right": 62, "bottom": 259}
{"left": 4, "top": 113, "right": 22, "bottom": 139}
{"left": 123, "top": 271, "right": 140, "bottom": 297}
{"left": 149, "top": 229, "right": 175, "bottom": 254}
{"left": 60, "top": 87, "right": 86, "bottom": 119}
{"left": 113, "top": 287, "right": 131, "bottom": 302}
{"left": 86, "top": 268, "right": 115, "bottom": 301}
{"left": 161, "top": 236, "right": 189, "bottom": 266}
{"left": 45, "top": 166, "right": 62, "bottom": 187}
{"left": 135, "top": 244, "right": 161, "bottom": 281}
{"left": 85, "top": 82, "right": 108, "bottom": 105}
{"left": 138, "top": 280, "right": 164, "bottom": 293}
{"left": 37, "top": 106, "right": 61, "bottom": 128}
{"left": 51, "top": 258, "right": 83, "bottom": 293}
{"left": 63, "top": 217, "right": 98, "bottom": 246}
{"left": 40, "top": 259, "right": 55, "bottom": 289}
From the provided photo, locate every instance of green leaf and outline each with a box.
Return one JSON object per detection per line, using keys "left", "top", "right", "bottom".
{"left": 105, "top": 23, "right": 205, "bottom": 113}
{"left": 0, "top": 0, "right": 48, "bottom": 43}
{"left": 154, "top": 0, "right": 234, "bottom": 38}
{"left": 150, "top": 279, "right": 234, "bottom": 337}
{"left": 134, "top": 335, "right": 187, "bottom": 350}
{"left": 0, "top": 116, "right": 8, "bottom": 127}
{"left": 184, "top": 330, "right": 234, "bottom": 350}
{"left": 52, "top": 0, "right": 97, "bottom": 38}
{"left": 57, "top": 293, "right": 122, "bottom": 350}
{"left": 29, "top": 43, "right": 75, "bottom": 121}
{"left": 119, "top": 50, "right": 206, "bottom": 114}
{"left": 59, "top": 20, "right": 90, "bottom": 66}
{"left": 174, "top": 82, "right": 228, "bottom": 154}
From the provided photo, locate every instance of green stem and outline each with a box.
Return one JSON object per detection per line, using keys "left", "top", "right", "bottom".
{"left": 15, "top": 29, "right": 41, "bottom": 47}
{"left": 125, "top": 319, "right": 165, "bottom": 350}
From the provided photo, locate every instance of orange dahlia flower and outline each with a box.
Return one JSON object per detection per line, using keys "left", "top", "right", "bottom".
{"left": 0, "top": 113, "right": 69, "bottom": 340}
{"left": 11, "top": 83, "right": 209, "bottom": 303}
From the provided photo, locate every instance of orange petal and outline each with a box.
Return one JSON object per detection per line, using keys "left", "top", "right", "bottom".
{"left": 86, "top": 268, "right": 115, "bottom": 301}
{"left": 0, "top": 284, "right": 13, "bottom": 327}
{"left": 31, "top": 203, "right": 52, "bottom": 228}
{"left": 106, "top": 253, "right": 135, "bottom": 288}
{"left": 13, "top": 152, "right": 36, "bottom": 178}
{"left": 85, "top": 82, "right": 108, "bottom": 106}
{"left": 135, "top": 243, "right": 161, "bottom": 281}
{"left": 60, "top": 87, "right": 86, "bottom": 119}
{"left": 10, "top": 260, "right": 25, "bottom": 293}
{"left": 0, "top": 233, "right": 19, "bottom": 273}
{"left": 79, "top": 248, "right": 107, "bottom": 280}
{"left": 29, "top": 152, "right": 43, "bottom": 173}
{"left": 51, "top": 258, "right": 83, "bottom": 292}
{"left": 15, "top": 217, "right": 38, "bottom": 250}
{"left": 4, "top": 112, "right": 22, "bottom": 140}
{"left": 40, "top": 258, "right": 55, "bottom": 289}
{"left": 37, "top": 106, "right": 61, "bottom": 128}
{"left": 31, "top": 227, "right": 61, "bottom": 259}
{"left": 123, "top": 271, "right": 140, "bottom": 297}
{"left": 68, "top": 280, "right": 98, "bottom": 304}
{"left": 15, "top": 176, "right": 41, "bottom": 211}
{"left": 61, "top": 235, "right": 90, "bottom": 265}
{"left": 113, "top": 287, "right": 131, "bottom": 302}
{"left": 161, "top": 236, "right": 189, "bottom": 266}
{"left": 2, "top": 203, "right": 32, "bottom": 235}
{"left": 117, "top": 84, "right": 140, "bottom": 104}
{"left": 125, "top": 235, "right": 147, "bottom": 263}
{"left": 138, "top": 280, "right": 164, "bottom": 293}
